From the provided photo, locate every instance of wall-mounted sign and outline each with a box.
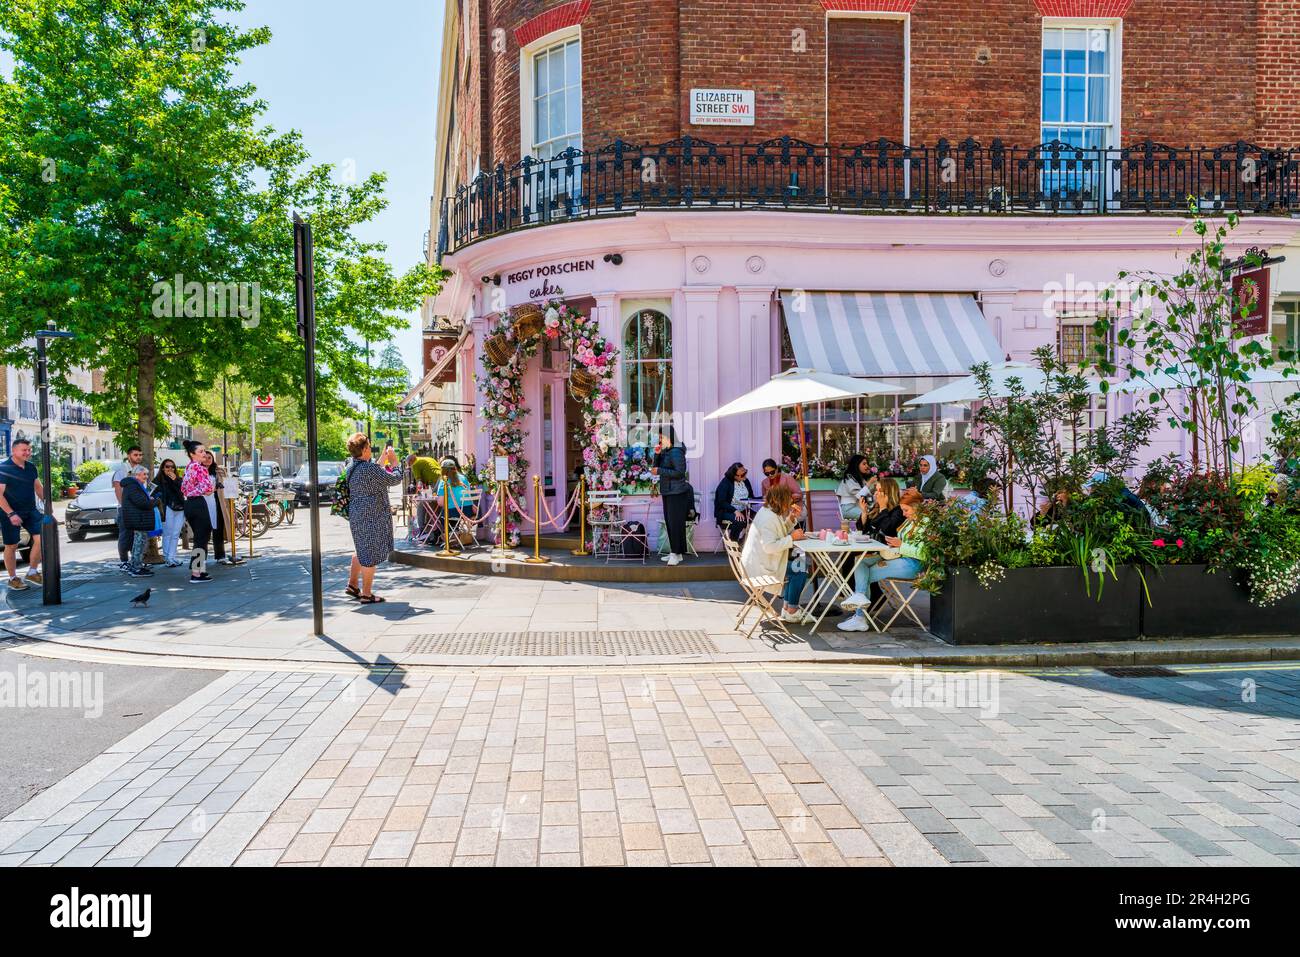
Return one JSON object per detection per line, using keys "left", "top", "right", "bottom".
{"left": 1232, "top": 267, "right": 1271, "bottom": 336}
{"left": 423, "top": 333, "right": 461, "bottom": 381}
{"left": 504, "top": 258, "right": 596, "bottom": 300}
{"left": 689, "top": 88, "right": 755, "bottom": 126}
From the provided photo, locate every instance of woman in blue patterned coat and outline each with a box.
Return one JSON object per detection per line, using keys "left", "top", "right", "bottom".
{"left": 344, "top": 432, "right": 404, "bottom": 604}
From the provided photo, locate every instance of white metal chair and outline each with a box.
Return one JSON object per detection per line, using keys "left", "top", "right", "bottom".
{"left": 722, "top": 536, "right": 791, "bottom": 639}
{"left": 657, "top": 490, "right": 702, "bottom": 558}
{"left": 445, "top": 488, "right": 484, "bottom": 550}
{"left": 586, "top": 491, "right": 623, "bottom": 560}
{"left": 869, "top": 577, "right": 926, "bottom": 631}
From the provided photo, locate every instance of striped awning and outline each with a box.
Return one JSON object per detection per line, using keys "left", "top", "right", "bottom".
{"left": 778, "top": 291, "right": 1003, "bottom": 377}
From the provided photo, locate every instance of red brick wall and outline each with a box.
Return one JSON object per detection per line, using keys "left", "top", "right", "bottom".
{"left": 827, "top": 17, "right": 906, "bottom": 144}
{"left": 451, "top": 0, "right": 1295, "bottom": 182}
{"left": 1257, "top": 0, "right": 1300, "bottom": 147}
{"left": 909, "top": 0, "right": 1042, "bottom": 146}
{"left": 1122, "top": 1, "right": 1256, "bottom": 147}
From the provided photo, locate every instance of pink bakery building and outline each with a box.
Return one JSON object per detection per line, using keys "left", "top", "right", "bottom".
{"left": 410, "top": 1, "right": 1300, "bottom": 551}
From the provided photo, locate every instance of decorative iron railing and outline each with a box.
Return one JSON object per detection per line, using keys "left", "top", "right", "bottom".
{"left": 437, "top": 136, "right": 1300, "bottom": 258}
{"left": 60, "top": 403, "right": 96, "bottom": 426}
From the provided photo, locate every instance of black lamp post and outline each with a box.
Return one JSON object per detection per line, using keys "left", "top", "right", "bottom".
{"left": 35, "top": 325, "right": 76, "bottom": 606}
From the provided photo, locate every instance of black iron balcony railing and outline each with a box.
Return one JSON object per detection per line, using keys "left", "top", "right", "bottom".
{"left": 437, "top": 136, "right": 1300, "bottom": 258}
{"left": 60, "top": 403, "right": 96, "bottom": 426}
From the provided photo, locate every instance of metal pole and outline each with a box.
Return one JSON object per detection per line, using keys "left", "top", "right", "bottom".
{"left": 295, "top": 214, "right": 325, "bottom": 637}
{"left": 222, "top": 378, "right": 229, "bottom": 472}
{"left": 36, "top": 333, "right": 60, "bottom": 605}
{"left": 525, "top": 474, "right": 549, "bottom": 564}
{"left": 570, "top": 477, "right": 590, "bottom": 556}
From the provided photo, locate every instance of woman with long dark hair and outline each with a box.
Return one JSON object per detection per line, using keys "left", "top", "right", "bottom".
{"left": 203, "top": 448, "right": 233, "bottom": 564}
{"left": 180, "top": 439, "right": 215, "bottom": 583}
{"left": 153, "top": 458, "right": 186, "bottom": 567}
{"left": 836, "top": 454, "right": 873, "bottom": 521}
{"left": 651, "top": 424, "right": 690, "bottom": 566}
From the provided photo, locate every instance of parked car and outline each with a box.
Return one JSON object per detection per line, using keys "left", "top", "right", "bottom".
{"left": 286, "top": 461, "right": 346, "bottom": 505}
{"left": 64, "top": 469, "right": 119, "bottom": 541}
{"left": 237, "top": 461, "right": 284, "bottom": 493}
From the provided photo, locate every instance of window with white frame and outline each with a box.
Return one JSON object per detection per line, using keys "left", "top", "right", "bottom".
{"left": 529, "top": 36, "right": 581, "bottom": 160}
{"left": 1041, "top": 25, "right": 1115, "bottom": 149}
{"left": 1273, "top": 298, "right": 1300, "bottom": 360}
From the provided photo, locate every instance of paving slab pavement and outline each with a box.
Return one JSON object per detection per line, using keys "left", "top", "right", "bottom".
{"left": 5, "top": 515, "right": 1299, "bottom": 669}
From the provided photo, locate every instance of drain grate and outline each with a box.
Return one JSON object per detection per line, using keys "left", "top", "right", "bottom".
{"left": 404, "top": 629, "right": 717, "bottom": 657}
{"left": 1101, "top": 666, "right": 1182, "bottom": 678}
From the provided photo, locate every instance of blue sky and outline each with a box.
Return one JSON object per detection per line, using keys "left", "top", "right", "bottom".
{"left": 229, "top": 0, "right": 447, "bottom": 378}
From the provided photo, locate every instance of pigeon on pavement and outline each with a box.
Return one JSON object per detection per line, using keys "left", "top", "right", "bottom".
{"left": 130, "top": 587, "right": 152, "bottom": 608}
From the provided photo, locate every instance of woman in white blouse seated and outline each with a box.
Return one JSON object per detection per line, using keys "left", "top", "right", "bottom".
{"left": 836, "top": 454, "right": 874, "bottom": 521}
{"left": 739, "top": 482, "right": 808, "bottom": 624}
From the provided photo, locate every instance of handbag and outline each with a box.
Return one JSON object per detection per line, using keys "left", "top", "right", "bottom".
{"left": 148, "top": 502, "right": 164, "bottom": 538}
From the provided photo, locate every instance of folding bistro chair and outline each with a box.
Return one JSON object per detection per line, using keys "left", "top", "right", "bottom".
{"left": 586, "top": 491, "right": 624, "bottom": 561}
{"left": 409, "top": 494, "right": 440, "bottom": 547}
{"left": 870, "top": 577, "right": 926, "bottom": 631}
{"left": 444, "top": 488, "right": 484, "bottom": 551}
{"left": 722, "top": 536, "right": 791, "bottom": 639}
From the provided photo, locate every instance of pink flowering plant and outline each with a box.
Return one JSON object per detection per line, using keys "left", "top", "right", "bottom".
{"left": 477, "top": 297, "right": 621, "bottom": 540}
{"left": 475, "top": 306, "right": 541, "bottom": 545}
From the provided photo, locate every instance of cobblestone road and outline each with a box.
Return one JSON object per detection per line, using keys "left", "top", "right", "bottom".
{"left": 3, "top": 662, "right": 1299, "bottom": 867}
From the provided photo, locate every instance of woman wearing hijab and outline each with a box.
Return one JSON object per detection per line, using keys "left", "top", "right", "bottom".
{"left": 153, "top": 458, "right": 187, "bottom": 567}
{"left": 910, "top": 454, "right": 948, "bottom": 502}
{"left": 651, "top": 424, "right": 691, "bottom": 566}
{"left": 180, "top": 440, "right": 216, "bottom": 583}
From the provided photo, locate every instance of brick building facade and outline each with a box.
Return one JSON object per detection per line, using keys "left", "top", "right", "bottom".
{"left": 426, "top": 0, "right": 1300, "bottom": 545}
{"left": 434, "top": 0, "right": 1300, "bottom": 203}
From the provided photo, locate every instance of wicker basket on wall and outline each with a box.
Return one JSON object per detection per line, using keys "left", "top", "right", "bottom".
{"left": 570, "top": 366, "right": 599, "bottom": 398}
{"left": 513, "top": 303, "right": 544, "bottom": 341}
{"left": 484, "top": 333, "right": 513, "bottom": 368}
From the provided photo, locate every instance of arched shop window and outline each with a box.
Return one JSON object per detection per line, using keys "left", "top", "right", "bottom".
{"left": 623, "top": 310, "right": 672, "bottom": 446}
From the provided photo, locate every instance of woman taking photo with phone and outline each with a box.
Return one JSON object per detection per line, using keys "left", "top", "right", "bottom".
{"left": 344, "top": 432, "right": 404, "bottom": 603}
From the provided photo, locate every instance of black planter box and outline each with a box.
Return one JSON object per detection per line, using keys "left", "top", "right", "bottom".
{"left": 1141, "top": 563, "right": 1300, "bottom": 638}
{"left": 929, "top": 565, "right": 1142, "bottom": 645}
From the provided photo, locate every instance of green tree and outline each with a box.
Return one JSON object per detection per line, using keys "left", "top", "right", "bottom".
{"left": 0, "top": 0, "right": 441, "bottom": 465}
{"left": 1090, "top": 206, "right": 1299, "bottom": 476}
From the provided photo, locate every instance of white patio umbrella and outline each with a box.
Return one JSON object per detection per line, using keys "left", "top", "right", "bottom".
{"left": 904, "top": 361, "right": 1104, "bottom": 406}
{"left": 705, "top": 368, "right": 904, "bottom": 531}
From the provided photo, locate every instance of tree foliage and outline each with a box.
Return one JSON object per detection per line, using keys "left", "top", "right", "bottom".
{"left": 0, "top": 0, "right": 441, "bottom": 464}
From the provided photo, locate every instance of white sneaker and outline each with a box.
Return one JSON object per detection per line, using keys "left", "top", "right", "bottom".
{"left": 780, "top": 607, "right": 805, "bottom": 623}
{"left": 660, "top": 552, "right": 673, "bottom": 562}
{"left": 837, "top": 612, "right": 871, "bottom": 632}
{"left": 666, "top": 553, "right": 683, "bottom": 567}
{"left": 840, "top": 592, "right": 871, "bottom": 610}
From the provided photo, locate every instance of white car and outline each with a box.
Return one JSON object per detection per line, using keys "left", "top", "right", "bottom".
{"left": 63, "top": 470, "right": 120, "bottom": 541}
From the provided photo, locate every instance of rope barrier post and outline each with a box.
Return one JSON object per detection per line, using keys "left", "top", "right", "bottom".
{"left": 438, "top": 480, "right": 459, "bottom": 556}
{"left": 524, "top": 474, "right": 550, "bottom": 564}
{"left": 492, "top": 478, "right": 510, "bottom": 559}
{"left": 570, "top": 476, "right": 590, "bottom": 556}
{"left": 227, "top": 496, "right": 237, "bottom": 560}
